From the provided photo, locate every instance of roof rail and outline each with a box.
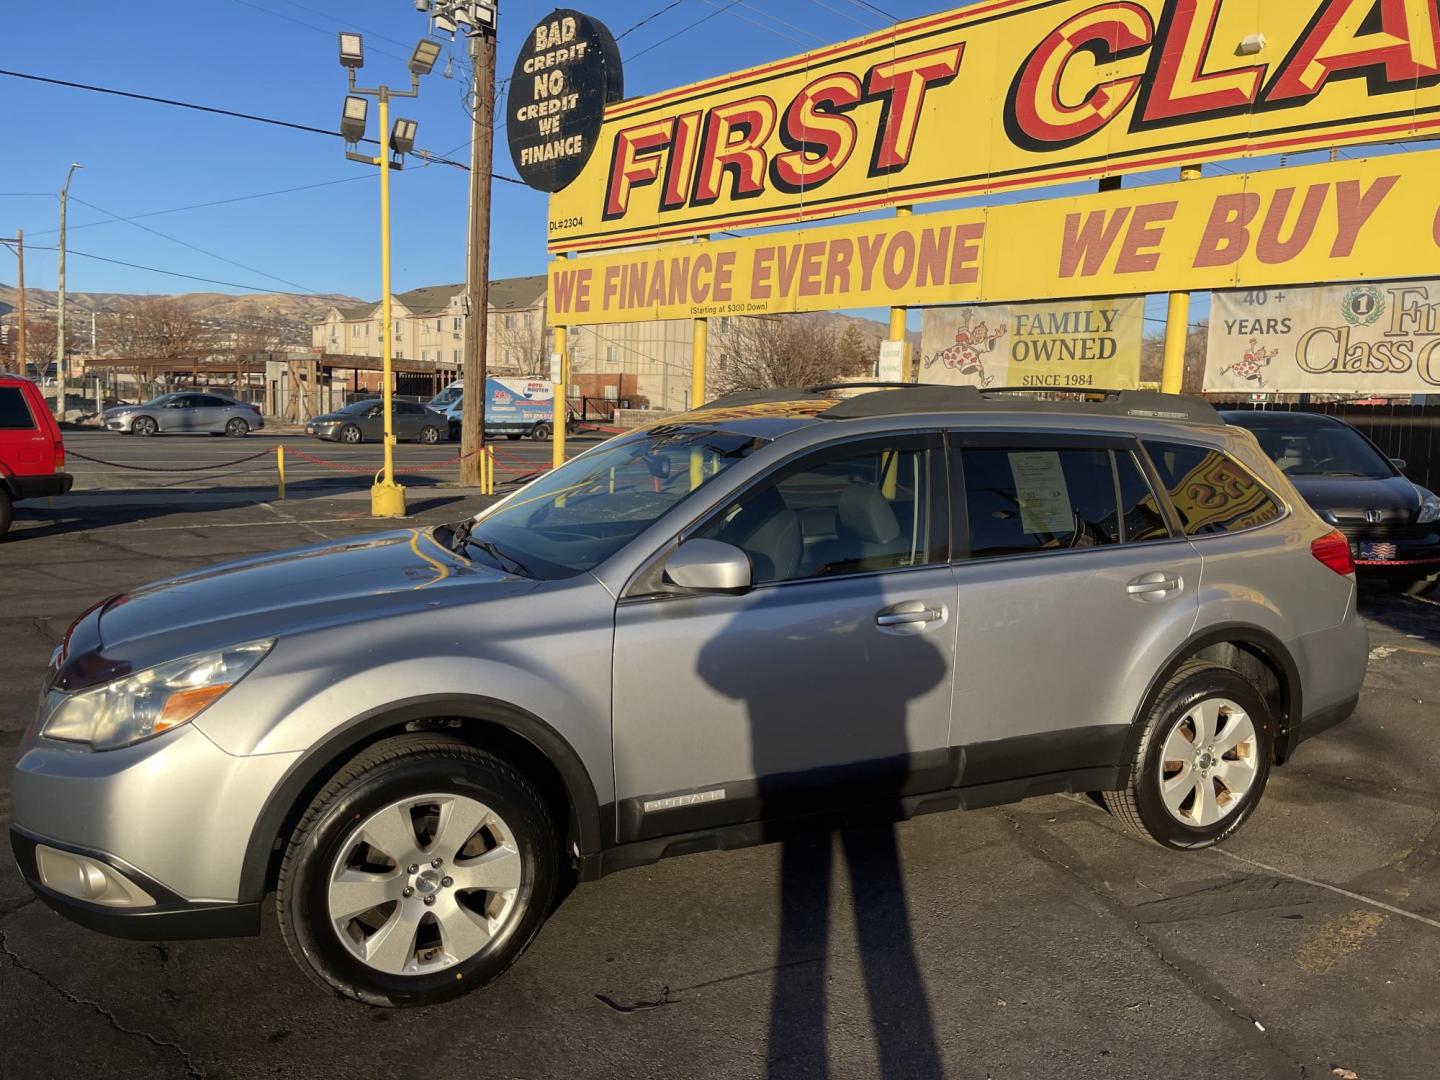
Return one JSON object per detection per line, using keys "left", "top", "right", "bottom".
{"left": 699, "top": 388, "right": 828, "bottom": 409}
{"left": 820, "top": 385, "right": 1223, "bottom": 426}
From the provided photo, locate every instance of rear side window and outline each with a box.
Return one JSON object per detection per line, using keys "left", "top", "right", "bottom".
{"left": 0, "top": 386, "right": 36, "bottom": 429}
{"left": 1116, "top": 452, "right": 1171, "bottom": 543}
{"left": 1144, "top": 441, "right": 1283, "bottom": 536}
{"left": 961, "top": 447, "right": 1120, "bottom": 557}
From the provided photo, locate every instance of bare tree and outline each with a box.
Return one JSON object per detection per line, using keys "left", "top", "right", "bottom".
{"left": 491, "top": 306, "right": 550, "bottom": 375}
{"left": 109, "top": 297, "right": 211, "bottom": 361}
{"left": 1141, "top": 326, "right": 1209, "bottom": 392}
{"left": 711, "top": 316, "right": 874, "bottom": 395}
{"left": 22, "top": 317, "right": 56, "bottom": 375}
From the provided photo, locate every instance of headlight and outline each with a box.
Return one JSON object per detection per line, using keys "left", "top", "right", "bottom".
{"left": 41, "top": 641, "right": 273, "bottom": 751}
{"left": 1419, "top": 491, "right": 1440, "bottom": 525}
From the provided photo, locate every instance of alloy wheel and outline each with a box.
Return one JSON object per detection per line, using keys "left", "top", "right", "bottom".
{"left": 326, "top": 793, "right": 523, "bottom": 976}
{"left": 1157, "top": 697, "right": 1258, "bottom": 828}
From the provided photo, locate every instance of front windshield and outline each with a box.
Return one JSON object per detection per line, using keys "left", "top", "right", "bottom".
{"left": 429, "top": 386, "right": 462, "bottom": 409}
{"left": 1247, "top": 423, "right": 1393, "bottom": 478}
{"left": 457, "top": 426, "right": 767, "bottom": 579}
{"left": 143, "top": 394, "right": 178, "bottom": 406}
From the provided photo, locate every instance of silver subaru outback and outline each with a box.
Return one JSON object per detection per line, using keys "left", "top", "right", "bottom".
{"left": 10, "top": 387, "right": 1367, "bottom": 1006}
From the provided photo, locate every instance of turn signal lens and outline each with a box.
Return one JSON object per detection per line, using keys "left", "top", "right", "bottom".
{"left": 156, "top": 683, "right": 232, "bottom": 732}
{"left": 1310, "top": 529, "right": 1355, "bottom": 577}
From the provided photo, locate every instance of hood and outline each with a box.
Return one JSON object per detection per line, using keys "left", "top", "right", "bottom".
{"left": 92, "top": 529, "right": 533, "bottom": 661}
{"left": 1286, "top": 474, "right": 1422, "bottom": 522}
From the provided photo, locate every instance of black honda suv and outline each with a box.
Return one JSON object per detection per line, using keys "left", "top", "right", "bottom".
{"left": 1223, "top": 410, "right": 1439, "bottom": 592}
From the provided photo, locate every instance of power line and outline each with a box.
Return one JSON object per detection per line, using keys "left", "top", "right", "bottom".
{"left": 838, "top": 0, "right": 899, "bottom": 21}
{"left": 270, "top": 0, "right": 416, "bottom": 49}
{"left": 24, "top": 175, "right": 373, "bottom": 240}
{"left": 70, "top": 195, "right": 324, "bottom": 296}
{"left": 223, "top": 0, "right": 410, "bottom": 62}
{"left": 698, "top": 0, "right": 823, "bottom": 46}
{"left": 18, "top": 242, "right": 350, "bottom": 298}
{"left": 802, "top": 0, "right": 884, "bottom": 31}
{"left": 627, "top": 0, "right": 743, "bottom": 63}
{"left": 0, "top": 69, "right": 478, "bottom": 173}
{"left": 616, "top": 1, "right": 690, "bottom": 40}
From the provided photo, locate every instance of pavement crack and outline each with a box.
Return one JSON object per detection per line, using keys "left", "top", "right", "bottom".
{"left": 999, "top": 810, "right": 1312, "bottom": 1078}
{"left": 0, "top": 928, "right": 205, "bottom": 1078}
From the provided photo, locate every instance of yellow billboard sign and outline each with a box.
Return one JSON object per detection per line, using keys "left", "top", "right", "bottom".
{"left": 548, "top": 0, "right": 1440, "bottom": 252}
{"left": 549, "top": 147, "right": 1440, "bottom": 326}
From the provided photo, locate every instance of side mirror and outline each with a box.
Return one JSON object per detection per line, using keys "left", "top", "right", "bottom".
{"left": 1391, "top": 457, "right": 1408, "bottom": 471}
{"left": 663, "top": 539, "right": 752, "bottom": 594}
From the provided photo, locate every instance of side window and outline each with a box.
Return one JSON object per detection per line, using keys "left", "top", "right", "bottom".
{"left": 1144, "top": 440, "right": 1283, "bottom": 536}
{"left": 696, "top": 440, "right": 944, "bottom": 585}
{"left": 961, "top": 447, "right": 1120, "bottom": 557}
{"left": 196, "top": 395, "right": 227, "bottom": 407}
{"left": 0, "top": 387, "right": 36, "bottom": 430}
{"left": 1116, "top": 451, "right": 1171, "bottom": 543}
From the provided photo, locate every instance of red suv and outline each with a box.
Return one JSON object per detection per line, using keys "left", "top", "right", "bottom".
{"left": 0, "top": 376, "right": 72, "bottom": 538}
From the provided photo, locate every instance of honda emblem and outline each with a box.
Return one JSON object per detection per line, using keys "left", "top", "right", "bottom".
{"left": 1365, "top": 509, "right": 1383, "bottom": 524}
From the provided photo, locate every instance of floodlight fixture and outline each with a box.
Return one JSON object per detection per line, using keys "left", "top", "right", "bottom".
{"left": 341, "top": 95, "right": 368, "bottom": 143}
{"left": 471, "top": 1, "right": 497, "bottom": 30}
{"left": 391, "top": 117, "right": 418, "bottom": 157}
{"left": 409, "top": 38, "right": 443, "bottom": 76}
{"left": 338, "top": 32, "right": 364, "bottom": 69}
{"left": 431, "top": 12, "right": 456, "bottom": 38}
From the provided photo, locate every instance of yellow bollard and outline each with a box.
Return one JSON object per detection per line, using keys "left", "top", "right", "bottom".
{"left": 276, "top": 444, "right": 286, "bottom": 501}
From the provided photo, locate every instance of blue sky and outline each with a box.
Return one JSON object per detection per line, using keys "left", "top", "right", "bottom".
{"left": 0, "top": 0, "right": 1388, "bottom": 331}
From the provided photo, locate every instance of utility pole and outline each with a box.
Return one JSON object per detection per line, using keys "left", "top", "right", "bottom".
{"left": 460, "top": 19, "right": 497, "bottom": 489}
{"left": 56, "top": 163, "right": 82, "bottom": 418}
{"left": 0, "top": 230, "right": 23, "bottom": 374}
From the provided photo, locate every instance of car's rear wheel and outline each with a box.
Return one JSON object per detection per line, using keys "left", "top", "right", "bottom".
{"left": 339, "top": 424, "right": 363, "bottom": 445}
{"left": 0, "top": 489, "right": 12, "bottom": 539}
{"left": 419, "top": 425, "right": 441, "bottom": 445}
{"left": 225, "top": 417, "right": 250, "bottom": 438}
{"left": 1102, "top": 661, "right": 1273, "bottom": 849}
{"left": 276, "top": 735, "right": 558, "bottom": 1007}
{"left": 132, "top": 416, "right": 158, "bottom": 436}
{"left": 530, "top": 423, "right": 551, "bottom": 441}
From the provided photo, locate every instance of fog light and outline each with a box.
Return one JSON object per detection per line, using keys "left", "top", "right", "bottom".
{"left": 36, "top": 846, "right": 155, "bottom": 907}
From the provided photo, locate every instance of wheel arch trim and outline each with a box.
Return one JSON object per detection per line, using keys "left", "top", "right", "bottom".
{"left": 1121, "top": 623, "right": 1301, "bottom": 768}
{"left": 238, "top": 694, "right": 603, "bottom": 903}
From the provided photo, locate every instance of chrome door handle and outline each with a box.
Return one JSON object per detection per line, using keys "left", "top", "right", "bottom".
{"left": 1125, "top": 571, "right": 1183, "bottom": 600}
{"left": 876, "top": 600, "right": 945, "bottom": 627}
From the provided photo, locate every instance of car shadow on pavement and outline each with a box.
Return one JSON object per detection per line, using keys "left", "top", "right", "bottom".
{"left": 698, "top": 575, "right": 946, "bottom": 1080}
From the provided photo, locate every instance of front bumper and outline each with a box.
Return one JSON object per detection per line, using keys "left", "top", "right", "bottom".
{"left": 8, "top": 472, "right": 73, "bottom": 500}
{"left": 9, "top": 827, "right": 261, "bottom": 940}
{"left": 305, "top": 423, "right": 340, "bottom": 441}
{"left": 10, "top": 723, "right": 300, "bottom": 939}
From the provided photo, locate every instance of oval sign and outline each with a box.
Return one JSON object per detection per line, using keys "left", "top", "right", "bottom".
{"left": 507, "top": 9, "right": 623, "bottom": 193}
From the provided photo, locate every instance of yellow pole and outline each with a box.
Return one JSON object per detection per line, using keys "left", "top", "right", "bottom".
{"left": 486, "top": 446, "right": 495, "bottom": 495}
{"left": 890, "top": 206, "right": 912, "bottom": 382}
{"left": 1161, "top": 165, "right": 1203, "bottom": 395}
{"left": 552, "top": 324, "right": 568, "bottom": 471}
{"left": 371, "top": 90, "right": 406, "bottom": 518}
{"left": 276, "top": 444, "right": 286, "bottom": 501}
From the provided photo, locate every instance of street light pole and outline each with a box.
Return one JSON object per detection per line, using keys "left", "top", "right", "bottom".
{"left": 338, "top": 33, "right": 437, "bottom": 519}
{"left": 56, "top": 163, "right": 82, "bottom": 417}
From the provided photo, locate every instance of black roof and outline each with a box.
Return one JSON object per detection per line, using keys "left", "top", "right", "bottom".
{"left": 1219, "top": 410, "right": 1347, "bottom": 428}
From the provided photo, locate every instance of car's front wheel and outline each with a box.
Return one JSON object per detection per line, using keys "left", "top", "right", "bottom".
{"left": 0, "top": 488, "right": 12, "bottom": 539}
{"left": 339, "top": 424, "right": 362, "bottom": 445}
{"left": 132, "top": 416, "right": 158, "bottom": 436}
{"left": 1103, "top": 661, "right": 1273, "bottom": 849}
{"left": 276, "top": 735, "right": 559, "bottom": 1007}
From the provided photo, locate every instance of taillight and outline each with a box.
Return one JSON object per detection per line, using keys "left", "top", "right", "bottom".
{"left": 54, "top": 437, "right": 65, "bottom": 471}
{"left": 1311, "top": 529, "right": 1355, "bottom": 576}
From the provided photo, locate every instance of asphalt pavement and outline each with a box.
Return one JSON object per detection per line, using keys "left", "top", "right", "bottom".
{"left": 1, "top": 435, "right": 1438, "bottom": 1079}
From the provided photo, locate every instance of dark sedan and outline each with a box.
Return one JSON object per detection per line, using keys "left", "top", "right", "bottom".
{"left": 1223, "top": 410, "right": 1440, "bottom": 591}
{"left": 305, "top": 398, "right": 447, "bottom": 445}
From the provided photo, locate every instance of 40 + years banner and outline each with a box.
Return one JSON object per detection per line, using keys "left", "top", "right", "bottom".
{"left": 549, "top": 0, "right": 1440, "bottom": 252}
{"left": 920, "top": 298, "right": 1144, "bottom": 390}
{"left": 1205, "top": 282, "right": 1440, "bottom": 394}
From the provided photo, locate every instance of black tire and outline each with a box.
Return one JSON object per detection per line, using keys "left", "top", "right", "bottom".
{"left": 276, "top": 734, "right": 559, "bottom": 1007}
{"left": 132, "top": 416, "right": 158, "bottom": 436}
{"left": 530, "top": 423, "right": 551, "bottom": 442}
{"left": 225, "top": 417, "right": 250, "bottom": 438}
{"left": 419, "top": 425, "right": 441, "bottom": 445}
{"left": 506, "top": 433, "right": 522, "bottom": 441}
{"left": 340, "top": 424, "right": 363, "bottom": 445}
{"left": 1102, "top": 661, "right": 1274, "bottom": 849}
{"left": 0, "top": 488, "right": 12, "bottom": 540}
